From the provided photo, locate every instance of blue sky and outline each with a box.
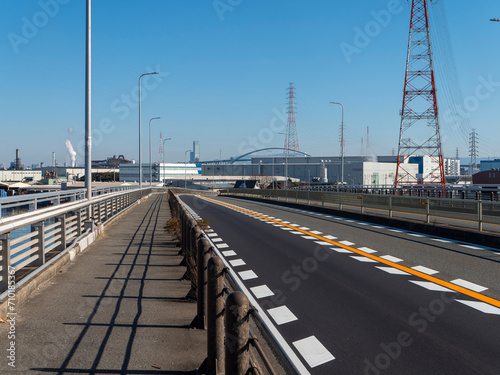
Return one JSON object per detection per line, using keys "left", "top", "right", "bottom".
{"left": 1, "top": 0, "right": 499, "bottom": 167}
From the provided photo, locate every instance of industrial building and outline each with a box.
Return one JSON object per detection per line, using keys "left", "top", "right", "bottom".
{"left": 119, "top": 163, "right": 202, "bottom": 183}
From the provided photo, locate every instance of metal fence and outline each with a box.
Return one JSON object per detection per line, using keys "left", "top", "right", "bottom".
{"left": 0, "top": 188, "right": 151, "bottom": 292}
{"left": 222, "top": 188, "right": 500, "bottom": 232}
{"left": 0, "top": 185, "right": 137, "bottom": 218}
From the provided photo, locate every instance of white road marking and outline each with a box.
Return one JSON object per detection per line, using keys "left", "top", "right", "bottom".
{"left": 358, "top": 222, "right": 369, "bottom": 225}
{"left": 290, "top": 224, "right": 300, "bottom": 227}
{"left": 451, "top": 279, "right": 488, "bottom": 292}
{"left": 217, "top": 244, "right": 229, "bottom": 249}
{"left": 339, "top": 240, "right": 355, "bottom": 246}
{"left": 376, "top": 267, "right": 409, "bottom": 275}
{"left": 299, "top": 227, "right": 311, "bottom": 230}
{"left": 323, "top": 235, "right": 338, "bottom": 240}
{"left": 267, "top": 306, "right": 298, "bottom": 325}
{"left": 301, "top": 236, "right": 316, "bottom": 240}
{"left": 409, "top": 280, "right": 453, "bottom": 292}
{"left": 250, "top": 285, "right": 275, "bottom": 299}
{"left": 380, "top": 255, "right": 403, "bottom": 263}
{"left": 460, "top": 245, "right": 484, "bottom": 250}
{"left": 314, "top": 241, "right": 332, "bottom": 246}
{"left": 408, "top": 233, "right": 424, "bottom": 237}
{"left": 431, "top": 238, "right": 452, "bottom": 243}
{"left": 282, "top": 221, "right": 291, "bottom": 224}
{"left": 229, "top": 259, "right": 246, "bottom": 267}
{"left": 358, "top": 247, "right": 377, "bottom": 254}
{"left": 373, "top": 226, "right": 385, "bottom": 229}
{"left": 273, "top": 224, "right": 283, "bottom": 227}
{"left": 293, "top": 336, "right": 335, "bottom": 368}
{"left": 212, "top": 238, "right": 223, "bottom": 242}
{"left": 291, "top": 231, "right": 303, "bottom": 234}
{"left": 238, "top": 270, "right": 258, "bottom": 280}
{"left": 456, "top": 300, "right": 500, "bottom": 315}
{"left": 222, "top": 250, "right": 237, "bottom": 257}
{"left": 350, "top": 256, "right": 378, "bottom": 263}
{"left": 205, "top": 229, "right": 214, "bottom": 233}
{"left": 207, "top": 233, "right": 218, "bottom": 237}
{"left": 310, "top": 230, "right": 323, "bottom": 235}
{"left": 412, "top": 266, "right": 439, "bottom": 275}
{"left": 330, "top": 247, "right": 352, "bottom": 253}
{"left": 389, "top": 229, "right": 403, "bottom": 233}
{"left": 281, "top": 227, "right": 294, "bottom": 231}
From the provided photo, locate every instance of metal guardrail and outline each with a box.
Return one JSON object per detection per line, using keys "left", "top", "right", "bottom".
{"left": 0, "top": 188, "right": 152, "bottom": 292}
{"left": 0, "top": 185, "right": 137, "bottom": 218}
{"left": 168, "top": 189, "right": 281, "bottom": 375}
{"left": 221, "top": 188, "right": 500, "bottom": 232}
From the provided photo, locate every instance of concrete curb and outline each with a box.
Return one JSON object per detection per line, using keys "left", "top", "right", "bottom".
{"left": 0, "top": 195, "right": 150, "bottom": 319}
{"left": 223, "top": 195, "right": 500, "bottom": 249}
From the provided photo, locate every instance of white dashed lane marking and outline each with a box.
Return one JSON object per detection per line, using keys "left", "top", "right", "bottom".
{"left": 460, "top": 245, "right": 484, "bottom": 250}
{"left": 323, "top": 235, "right": 338, "bottom": 240}
{"left": 238, "top": 270, "right": 258, "bottom": 280}
{"left": 412, "top": 266, "right": 439, "bottom": 275}
{"left": 212, "top": 238, "right": 223, "bottom": 242}
{"left": 216, "top": 243, "right": 229, "bottom": 249}
{"left": 207, "top": 233, "right": 218, "bottom": 237}
{"left": 267, "top": 306, "right": 298, "bottom": 325}
{"left": 251, "top": 285, "right": 275, "bottom": 299}
{"left": 351, "top": 256, "right": 377, "bottom": 263}
{"left": 358, "top": 247, "right": 377, "bottom": 254}
{"left": 229, "top": 259, "right": 246, "bottom": 267}
{"left": 376, "top": 266, "right": 410, "bottom": 275}
{"left": 339, "top": 240, "right": 355, "bottom": 246}
{"left": 330, "top": 247, "right": 352, "bottom": 253}
{"left": 456, "top": 300, "right": 500, "bottom": 315}
{"left": 432, "top": 238, "right": 452, "bottom": 243}
{"left": 222, "top": 250, "right": 237, "bottom": 257}
{"left": 301, "top": 236, "right": 316, "bottom": 240}
{"left": 380, "top": 255, "right": 403, "bottom": 263}
{"left": 451, "top": 279, "right": 488, "bottom": 293}
{"left": 293, "top": 336, "right": 335, "bottom": 368}
{"left": 409, "top": 280, "right": 453, "bottom": 292}
{"left": 314, "top": 241, "right": 333, "bottom": 246}
{"left": 310, "top": 230, "right": 323, "bottom": 235}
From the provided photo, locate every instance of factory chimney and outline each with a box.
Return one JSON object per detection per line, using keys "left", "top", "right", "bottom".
{"left": 15, "top": 149, "right": 22, "bottom": 170}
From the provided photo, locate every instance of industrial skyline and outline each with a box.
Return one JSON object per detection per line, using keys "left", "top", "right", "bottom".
{"left": 1, "top": 1, "right": 500, "bottom": 167}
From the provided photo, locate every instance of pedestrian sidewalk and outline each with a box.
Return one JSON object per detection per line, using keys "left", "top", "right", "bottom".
{"left": 0, "top": 192, "right": 206, "bottom": 374}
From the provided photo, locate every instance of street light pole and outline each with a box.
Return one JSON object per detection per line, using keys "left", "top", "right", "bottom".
{"left": 330, "top": 102, "right": 345, "bottom": 186}
{"left": 84, "top": 0, "right": 92, "bottom": 202}
{"left": 162, "top": 137, "right": 171, "bottom": 185}
{"left": 149, "top": 117, "right": 160, "bottom": 186}
{"left": 278, "top": 133, "right": 288, "bottom": 189}
{"left": 138, "top": 72, "right": 158, "bottom": 189}
{"left": 185, "top": 150, "right": 191, "bottom": 189}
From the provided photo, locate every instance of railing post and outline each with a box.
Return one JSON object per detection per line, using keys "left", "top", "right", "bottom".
{"left": 426, "top": 198, "right": 430, "bottom": 224}
{"left": 76, "top": 209, "right": 82, "bottom": 236}
{"left": 478, "top": 201, "right": 483, "bottom": 232}
{"left": 225, "top": 291, "right": 250, "bottom": 375}
{"left": 0, "top": 233, "right": 11, "bottom": 291}
{"left": 196, "top": 237, "right": 211, "bottom": 329}
{"left": 339, "top": 192, "right": 343, "bottom": 210}
{"left": 189, "top": 221, "right": 200, "bottom": 259}
{"left": 389, "top": 196, "right": 393, "bottom": 218}
{"left": 207, "top": 256, "right": 225, "bottom": 375}
{"left": 57, "top": 213, "right": 67, "bottom": 251}
{"left": 361, "top": 194, "right": 365, "bottom": 213}
{"left": 32, "top": 221, "right": 46, "bottom": 266}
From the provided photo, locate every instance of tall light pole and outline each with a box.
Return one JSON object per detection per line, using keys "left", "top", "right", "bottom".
{"left": 268, "top": 150, "right": 275, "bottom": 188}
{"left": 278, "top": 133, "right": 288, "bottom": 189}
{"left": 162, "top": 137, "right": 171, "bottom": 185}
{"left": 185, "top": 150, "right": 191, "bottom": 189}
{"left": 330, "top": 102, "right": 345, "bottom": 186}
{"left": 149, "top": 117, "right": 160, "bottom": 186}
{"left": 84, "top": 0, "right": 92, "bottom": 202}
{"left": 138, "top": 72, "right": 158, "bottom": 189}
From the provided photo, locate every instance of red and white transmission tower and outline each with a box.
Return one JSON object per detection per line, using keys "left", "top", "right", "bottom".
{"left": 395, "top": 0, "right": 445, "bottom": 187}
{"left": 284, "top": 83, "right": 299, "bottom": 156}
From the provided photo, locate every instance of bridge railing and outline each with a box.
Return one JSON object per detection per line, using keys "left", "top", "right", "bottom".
{"left": 0, "top": 188, "right": 151, "bottom": 293}
{"left": 221, "top": 188, "right": 500, "bottom": 232}
{"left": 0, "top": 185, "right": 137, "bottom": 218}
{"left": 168, "top": 189, "right": 283, "bottom": 375}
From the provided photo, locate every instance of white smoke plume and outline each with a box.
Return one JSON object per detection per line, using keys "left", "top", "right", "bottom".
{"left": 65, "top": 139, "right": 77, "bottom": 167}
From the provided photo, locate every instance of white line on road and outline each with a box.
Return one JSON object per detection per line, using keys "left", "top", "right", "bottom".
{"left": 267, "top": 305, "right": 298, "bottom": 325}
{"left": 222, "top": 250, "right": 237, "bottom": 257}
{"left": 229, "top": 259, "right": 246, "bottom": 267}
{"left": 250, "top": 285, "right": 275, "bottom": 299}
{"left": 376, "top": 267, "right": 409, "bottom": 275}
{"left": 412, "top": 266, "right": 439, "bottom": 275}
{"left": 238, "top": 270, "right": 258, "bottom": 280}
{"left": 358, "top": 247, "right": 377, "bottom": 254}
{"left": 451, "top": 279, "right": 488, "bottom": 292}
{"left": 380, "top": 255, "right": 403, "bottom": 263}
{"left": 350, "top": 256, "right": 378, "bottom": 263}
{"left": 409, "top": 280, "right": 453, "bottom": 292}
{"left": 456, "top": 300, "right": 500, "bottom": 315}
{"left": 293, "top": 336, "right": 335, "bottom": 368}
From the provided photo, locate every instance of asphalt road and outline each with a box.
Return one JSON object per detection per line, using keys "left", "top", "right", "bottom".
{"left": 180, "top": 195, "right": 500, "bottom": 375}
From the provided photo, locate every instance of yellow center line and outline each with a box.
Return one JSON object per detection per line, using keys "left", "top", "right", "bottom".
{"left": 201, "top": 196, "right": 500, "bottom": 309}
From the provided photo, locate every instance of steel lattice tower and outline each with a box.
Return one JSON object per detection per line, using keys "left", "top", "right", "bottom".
{"left": 284, "top": 83, "right": 299, "bottom": 156}
{"left": 395, "top": 0, "right": 445, "bottom": 187}
{"left": 469, "top": 129, "right": 478, "bottom": 176}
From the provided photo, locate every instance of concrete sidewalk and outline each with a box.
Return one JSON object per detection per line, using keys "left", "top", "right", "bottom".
{"left": 0, "top": 192, "right": 206, "bottom": 374}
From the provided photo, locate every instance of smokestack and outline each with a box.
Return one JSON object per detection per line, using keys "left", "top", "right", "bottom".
{"left": 52, "top": 152, "right": 56, "bottom": 167}
{"left": 15, "top": 149, "right": 22, "bottom": 170}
